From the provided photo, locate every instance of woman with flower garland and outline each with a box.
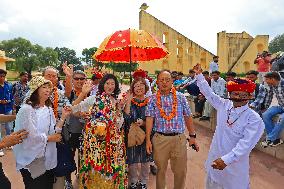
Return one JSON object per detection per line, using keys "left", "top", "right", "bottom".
{"left": 123, "top": 78, "right": 152, "bottom": 189}
{"left": 70, "top": 74, "right": 127, "bottom": 189}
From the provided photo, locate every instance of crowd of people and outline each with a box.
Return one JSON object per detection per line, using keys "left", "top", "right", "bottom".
{"left": 0, "top": 51, "right": 283, "bottom": 189}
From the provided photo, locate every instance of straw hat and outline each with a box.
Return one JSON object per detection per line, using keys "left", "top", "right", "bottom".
{"left": 24, "top": 76, "right": 52, "bottom": 102}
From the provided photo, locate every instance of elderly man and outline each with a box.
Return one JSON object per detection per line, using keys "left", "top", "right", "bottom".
{"left": 194, "top": 64, "right": 264, "bottom": 189}
{"left": 0, "top": 114, "right": 28, "bottom": 189}
{"left": 145, "top": 70, "right": 199, "bottom": 189}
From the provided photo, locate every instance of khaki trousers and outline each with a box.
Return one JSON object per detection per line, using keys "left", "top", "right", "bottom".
{"left": 152, "top": 133, "right": 187, "bottom": 189}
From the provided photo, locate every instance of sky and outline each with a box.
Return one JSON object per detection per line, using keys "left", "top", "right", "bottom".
{"left": 0, "top": 0, "right": 284, "bottom": 57}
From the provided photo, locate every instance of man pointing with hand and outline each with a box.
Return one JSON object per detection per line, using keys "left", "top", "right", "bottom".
{"left": 194, "top": 64, "right": 264, "bottom": 189}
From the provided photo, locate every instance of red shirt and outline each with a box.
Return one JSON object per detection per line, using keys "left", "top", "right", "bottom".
{"left": 256, "top": 57, "right": 270, "bottom": 72}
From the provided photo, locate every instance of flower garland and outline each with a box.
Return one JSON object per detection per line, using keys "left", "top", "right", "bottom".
{"left": 80, "top": 92, "right": 127, "bottom": 188}
{"left": 53, "top": 87, "right": 59, "bottom": 119}
{"left": 131, "top": 98, "right": 149, "bottom": 107}
{"left": 157, "top": 87, "right": 177, "bottom": 121}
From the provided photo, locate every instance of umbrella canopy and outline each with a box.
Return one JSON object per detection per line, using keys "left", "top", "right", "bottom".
{"left": 93, "top": 29, "right": 168, "bottom": 63}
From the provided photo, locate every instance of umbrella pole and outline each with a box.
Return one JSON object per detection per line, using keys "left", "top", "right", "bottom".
{"left": 129, "top": 46, "right": 132, "bottom": 84}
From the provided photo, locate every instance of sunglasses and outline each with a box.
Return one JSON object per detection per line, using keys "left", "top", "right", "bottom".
{"left": 73, "top": 77, "right": 86, "bottom": 81}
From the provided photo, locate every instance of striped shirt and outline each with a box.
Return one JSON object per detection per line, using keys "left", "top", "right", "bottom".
{"left": 145, "top": 90, "right": 191, "bottom": 133}
{"left": 264, "top": 79, "right": 284, "bottom": 109}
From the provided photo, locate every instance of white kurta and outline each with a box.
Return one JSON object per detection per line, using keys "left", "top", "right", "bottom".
{"left": 196, "top": 74, "right": 264, "bottom": 189}
{"left": 13, "top": 104, "right": 57, "bottom": 171}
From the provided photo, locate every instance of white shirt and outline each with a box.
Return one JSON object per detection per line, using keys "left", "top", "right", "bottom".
{"left": 209, "top": 61, "right": 219, "bottom": 73}
{"left": 211, "top": 77, "right": 226, "bottom": 97}
{"left": 13, "top": 105, "right": 57, "bottom": 171}
{"left": 145, "top": 78, "right": 152, "bottom": 98}
{"left": 196, "top": 74, "right": 264, "bottom": 189}
{"left": 90, "top": 84, "right": 98, "bottom": 96}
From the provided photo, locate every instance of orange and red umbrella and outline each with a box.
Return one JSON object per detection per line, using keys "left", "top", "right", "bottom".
{"left": 93, "top": 28, "right": 168, "bottom": 63}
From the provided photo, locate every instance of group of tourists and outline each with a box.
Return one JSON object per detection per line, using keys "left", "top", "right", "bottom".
{"left": 0, "top": 50, "right": 283, "bottom": 189}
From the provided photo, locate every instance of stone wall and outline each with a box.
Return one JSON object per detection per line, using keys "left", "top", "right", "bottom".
{"left": 139, "top": 10, "right": 215, "bottom": 74}
{"left": 217, "top": 31, "right": 269, "bottom": 73}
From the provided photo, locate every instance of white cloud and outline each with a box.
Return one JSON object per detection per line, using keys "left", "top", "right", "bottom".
{"left": 0, "top": 23, "right": 9, "bottom": 32}
{"left": 0, "top": 0, "right": 283, "bottom": 56}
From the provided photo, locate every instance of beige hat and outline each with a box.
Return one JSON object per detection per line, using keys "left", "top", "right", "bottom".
{"left": 24, "top": 76, "right": 53, "bottom": 102}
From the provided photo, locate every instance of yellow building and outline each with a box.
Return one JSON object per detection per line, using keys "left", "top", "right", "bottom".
{"left": 139, "top": 8, "right": 269, "bottom": 74}
{"left": 0, "top": 50, "right": 14, "bottom": 70}
{"left": 217, "top": 31, "right": 269, "bottom": 73}
{"left": 139, "top": 10, "right": 215, "bottom": 74}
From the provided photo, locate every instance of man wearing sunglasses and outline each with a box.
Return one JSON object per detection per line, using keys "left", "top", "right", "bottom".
{"left": 194, "top": 64, "right": 264, "bottom": 189}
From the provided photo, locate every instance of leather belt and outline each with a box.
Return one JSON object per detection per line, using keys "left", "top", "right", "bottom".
{"left": 156, "top": 132, "right": 182, "bottom": 136}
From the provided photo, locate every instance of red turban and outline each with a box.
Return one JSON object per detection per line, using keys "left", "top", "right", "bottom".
{"left": 227, "top": 78, "right": 256, "bottom": 93}
{"left": 92, "top": 72, "right": 103, "bottom": 79}
{"left": 133, "top": 69, "right": 146, "bottom": 79}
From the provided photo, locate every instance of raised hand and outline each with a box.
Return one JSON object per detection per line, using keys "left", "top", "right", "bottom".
{"left": 193, "top": 63, "right": 203, "bottom": 75}
{"left": 82, "top": 80, "right": 93, "bottom": 95}
{"left": 62, "top": 61, "right": 73, "bottom": 77}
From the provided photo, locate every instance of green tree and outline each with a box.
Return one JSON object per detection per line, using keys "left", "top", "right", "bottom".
{"left": 54, "top": 47, "right": 83, "bottom": 71}
{"left": 0, "top": 37, "right": 59, "bottom": 74}
{"left": 269, "top": 34, "right": 284, "bottom": 53}
{"left": 81, "top": 47, "right": 104, "bottom": 69}
{"left": 105, "top": 62, "right": 138, "bottom": 72}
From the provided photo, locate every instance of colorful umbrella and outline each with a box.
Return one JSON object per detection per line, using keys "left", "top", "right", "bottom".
{"left": 93, "top": 28, "right": 169, "bottom": 63}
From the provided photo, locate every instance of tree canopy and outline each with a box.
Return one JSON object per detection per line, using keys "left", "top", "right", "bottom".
{"left": 0, "top": 37, "right": 59, "bottom": 73}
{"left": 269, "top": 33, "right": 284, "bottom": 53}
{"left": 54, "top": 47, "right": 83, "bottom": 71}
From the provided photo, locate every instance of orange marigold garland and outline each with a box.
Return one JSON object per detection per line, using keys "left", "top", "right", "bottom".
{"left": 53, "top": 87, "right": 59, "bottom": 119}
{"left": 157, "top": 87, "right": 177, "bottom": 121}
{"left": 131, "top": 98, "right": 149, "bottom": 107}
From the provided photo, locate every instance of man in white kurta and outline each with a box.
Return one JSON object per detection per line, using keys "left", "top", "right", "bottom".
{"left": 194, "top": 65, "right": 264, "bottom": 189}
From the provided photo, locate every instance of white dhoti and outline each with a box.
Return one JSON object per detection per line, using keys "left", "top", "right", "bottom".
{"left": 206, "top": 175, "right": 224, "bottom": 189}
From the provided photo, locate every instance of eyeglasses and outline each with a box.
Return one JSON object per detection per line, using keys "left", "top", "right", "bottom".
{"left": 73, "top": 77, "right": 86, "bottom": 81}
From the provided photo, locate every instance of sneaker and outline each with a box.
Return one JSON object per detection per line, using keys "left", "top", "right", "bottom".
{"left": 140, "top": 183, "right": 147, "bottom": 189}
{"left": 0, "top": 150, "right": 4, "bottom": 157}
{"left": 150, "top": 165, "right": 157, "bottom": 175}
{"left": 65, "top": 180, "right": 73, "bottom": 189}
{"left": 270, "top": 139, "right": 284, "bottom": 147}
{"left": 129, "top": 183, "right": 137, "bottom": 189}
{"left": 261, "top": 139, "right": 272, "bottom": 148}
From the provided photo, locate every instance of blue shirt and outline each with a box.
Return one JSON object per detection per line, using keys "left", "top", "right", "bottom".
{"left": 0, "top": 81, "right": 14, "bottom": 113}
{"left": 145, "top": 91, "right": 191, "bottom": 134}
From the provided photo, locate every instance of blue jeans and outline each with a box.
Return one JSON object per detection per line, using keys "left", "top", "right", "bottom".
{"left": 0, "top": 111, "right": 13, "bottom": 139}
{"left": 262, "top": 106, "right": 284, "bottom": 141}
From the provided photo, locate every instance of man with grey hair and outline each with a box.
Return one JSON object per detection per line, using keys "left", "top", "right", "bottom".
{"left": 42, "top": 62, "right": 73, "bottom": 189}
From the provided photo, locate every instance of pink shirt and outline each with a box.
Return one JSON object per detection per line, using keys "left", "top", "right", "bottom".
{"left": 256, "top": 57, "right": 270, "bottom": 72}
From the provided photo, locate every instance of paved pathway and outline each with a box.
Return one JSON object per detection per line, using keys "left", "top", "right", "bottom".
{"left": 1, "top": 125, "right": 284, "bottom": 189}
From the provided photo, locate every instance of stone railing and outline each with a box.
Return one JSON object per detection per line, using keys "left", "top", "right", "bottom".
{"left": 187, "top": 97, "right": 284, "bottom": 161}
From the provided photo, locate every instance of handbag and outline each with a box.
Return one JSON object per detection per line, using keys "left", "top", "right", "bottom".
{"left": 54, "top": 142, "right": 77, "bottom": 177}
{"left": 26, "top": 108, "right": 53, "bottom": 179}
{"left": 128, "top": 122, "right": 146, "bottom": 147}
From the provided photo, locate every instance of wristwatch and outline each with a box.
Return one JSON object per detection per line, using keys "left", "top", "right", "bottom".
{"left": 189, "top": 133, "right": 197, "bottom": 138}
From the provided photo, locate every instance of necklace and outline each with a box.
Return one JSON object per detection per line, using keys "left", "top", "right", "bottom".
{"left": 53, "top": 87, "right": 59, "bottom": 119}
{"left": 157, "top": 87, "right": 177, "bottom": 121}
{"left": 131, "top": 98, "right": 148, "bottom": 107}
{"left": 226, "top": 107, "right": 249, "bottom": 127}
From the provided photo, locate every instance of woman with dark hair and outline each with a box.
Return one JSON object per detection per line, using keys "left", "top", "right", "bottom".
{"left": 123, "top": 78, "right": 152, "bottom": 189}
{"left": 13, "top": 76, "right": 71, "bottom": 189}
{"left": 70, "top": 73, "right": 127, "bottom": 189}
